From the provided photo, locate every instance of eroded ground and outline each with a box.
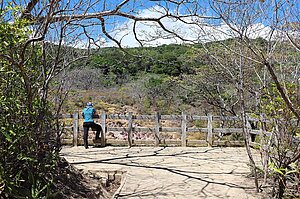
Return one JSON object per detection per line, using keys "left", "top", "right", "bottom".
{"left": 61, "top": 146, "right": 270, "bottom": 199}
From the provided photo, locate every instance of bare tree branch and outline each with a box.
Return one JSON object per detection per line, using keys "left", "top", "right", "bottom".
{"left": 19, "top": 0, "right": 39, "bottom": 19}
{"left": 286, "top": 32, "right": 300, "bottom": 52}
{"left": 99, "top": 16, "right": 123, "bottom": 49}
{"left": 264, "top": 61, "right": 300, "bottom": 121}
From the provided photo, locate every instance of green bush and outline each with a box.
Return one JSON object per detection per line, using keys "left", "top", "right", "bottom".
{"left": 0, "top": 5, "right": 59, "bottom": 198}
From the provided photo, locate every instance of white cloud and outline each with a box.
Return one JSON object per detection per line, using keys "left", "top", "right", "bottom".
{"left": 103, "top": 6, "right": 281, "bottom": 48}
{"left": 246, "top": 23, "right": 277, "bottom": 39}
{"left": 56, "top": 6, "right": 281, "bottom": 49}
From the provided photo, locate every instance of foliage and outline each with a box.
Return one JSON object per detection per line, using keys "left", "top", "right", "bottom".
{"left": 260, "top": 83, "right": 300, "bottom": 198}
{"left": 71, "top": 44, "right": 195, "bottom": 87}
{"left": 0, "top": 5, "right": 59, "bottom": 198}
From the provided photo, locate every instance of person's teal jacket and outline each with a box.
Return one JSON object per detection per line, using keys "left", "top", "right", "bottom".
{"left": 82, "top": 107, "right": 96, "bottom": 122}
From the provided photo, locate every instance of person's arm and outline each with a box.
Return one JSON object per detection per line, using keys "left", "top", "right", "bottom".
{"left": 82, "top": 109, "right": 85, "bottom": 118}
{"left": 92, "top": 108, "right": 96, "bottom": 118}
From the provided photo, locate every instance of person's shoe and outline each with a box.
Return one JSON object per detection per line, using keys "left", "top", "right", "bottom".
{"left": 93, "top": 138, "right": 101, "bottom": 143}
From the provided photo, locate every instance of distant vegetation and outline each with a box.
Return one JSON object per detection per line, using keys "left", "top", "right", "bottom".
{"left": 60, "top": 39, "right": 277, "bottom": 116}
{"left": 60, "top": 43, "right": 216, "bottom": 114}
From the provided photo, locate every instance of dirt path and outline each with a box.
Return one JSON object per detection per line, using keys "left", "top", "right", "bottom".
{"left": 60, "top": 146, "right": 268, "bottom": 199}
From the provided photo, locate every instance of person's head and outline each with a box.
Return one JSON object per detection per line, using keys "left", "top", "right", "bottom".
{"left": 86, "top": 102, "right": 93, "bottom": 107}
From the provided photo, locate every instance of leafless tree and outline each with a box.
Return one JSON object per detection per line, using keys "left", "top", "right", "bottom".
{"left": 202, "top": 1, "right": 300, "bottom": 197}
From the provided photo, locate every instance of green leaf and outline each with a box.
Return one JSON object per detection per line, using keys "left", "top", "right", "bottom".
{"left": 2, "top": 131, "right": 13, "bottom": 143}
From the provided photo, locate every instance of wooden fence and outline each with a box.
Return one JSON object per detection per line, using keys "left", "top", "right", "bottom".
{"left": 60, "top": 112, "right": 264, "bottom": 147}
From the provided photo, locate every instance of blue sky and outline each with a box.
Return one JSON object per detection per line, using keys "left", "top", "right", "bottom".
{"left": 2, "top": 0, "right": 300, "bottom": 48}
{"left": 54, "top": 0, "right": 225, "bottom": 48}
{"left": 62, "top": 0, "right": 277, "bottom": 48}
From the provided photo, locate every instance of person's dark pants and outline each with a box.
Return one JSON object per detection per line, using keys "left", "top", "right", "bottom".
{"left": 83, "top": 122, "right": 102, "bottom": 149}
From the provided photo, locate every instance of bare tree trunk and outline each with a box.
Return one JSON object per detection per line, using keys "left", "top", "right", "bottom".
{"left": 238, "top": 54, "right": 259, "bottom": 192}
{"left": 264, "top": 62, "right": 300, "bottom": 121}
{"left": 278, "top": 177, "right": 286, "bottom": 199}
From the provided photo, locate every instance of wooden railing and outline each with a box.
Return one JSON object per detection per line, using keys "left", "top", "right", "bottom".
{"left": 60, "top": 112, "right": 263, "bottom": 147}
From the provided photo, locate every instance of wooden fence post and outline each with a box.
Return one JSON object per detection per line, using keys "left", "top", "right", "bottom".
{"left": 73, "top": 112, "right": 79, "bottom": 147}
{"left": 101, "top": 111, "right": 106, "bottom": 147}
{"left": 127, "top": 112, "right": 133, "bottom": 147}
{"left": 155, "top": 112, "right": 161, "bottom": 147}
{"left": 181, "top": 112, "right": 187, "bottom": 147}
{"left": 207, "top": 113, "right": 213, "bottom": 147}
{"left": 246, "top": 117, "right": 252, "bottom": 144}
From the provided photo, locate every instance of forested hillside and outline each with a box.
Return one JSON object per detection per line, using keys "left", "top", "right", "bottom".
{"left": 60, "top": 44, "right": 202, "bottom": 114}
{"left": 60, "top": 38, "right": 299, "bottom": 117}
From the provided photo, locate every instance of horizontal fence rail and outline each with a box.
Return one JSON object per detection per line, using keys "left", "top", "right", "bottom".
{"left": 60, "top": 112, "right": 267, "bottom": 147}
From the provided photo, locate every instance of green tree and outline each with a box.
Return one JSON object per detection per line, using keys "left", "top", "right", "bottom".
{"left": 0, "top": 5, "right": 58, "bottom": 198}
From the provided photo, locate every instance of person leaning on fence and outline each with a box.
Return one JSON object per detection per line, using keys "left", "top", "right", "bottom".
{"left": 82, "top": 102, "right": 103, "bottom": 149}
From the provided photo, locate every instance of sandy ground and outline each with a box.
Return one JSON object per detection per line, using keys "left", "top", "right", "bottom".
{"left": 60, "top": 146, "right": 270, "bottom": 199}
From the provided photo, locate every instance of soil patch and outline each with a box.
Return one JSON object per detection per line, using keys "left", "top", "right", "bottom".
{"left": 53, "top": 157, "right": 121, "bottom": 199}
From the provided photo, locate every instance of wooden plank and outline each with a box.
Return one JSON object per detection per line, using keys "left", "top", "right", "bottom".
{"left": 187, "top": 128, "right": 208, "bottom": 133}
{"left": 134, "top": 115, "right": 155, "bottom": 120}
{"left": 129, "top": 127, "right": 155, "bottom": 132}
{"left": 108, "top": 127, "right": 128, "bottom": 131}
{"left": 106, "top": 114, "right": 128, "bottom": 119}
{"left": 188, "top": 115, "right": 208, "bottom": 120}
{"left": 250, "top": 129, "right": 261, "bottom": 135}
{"left": 160, "top": 115, "right": 182, "bottom": 120}
{"left": 60, "top": 114, "right": 73, "bottom": 118}
{"left": 160, "top": 127, "right": 181, "bottom": 132}
{"left": 213, "top": 116, "right": 240, "bottom": 121}
{"left": 213, "top": 128, "right": 243, "bottom": 134}
{"left": 247, "top": 117, "right": 260, "bottom": 122}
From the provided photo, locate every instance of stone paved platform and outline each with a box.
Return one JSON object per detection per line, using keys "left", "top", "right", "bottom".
{"left": 60, "top": 146, "right": 268, "bottom": 199}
